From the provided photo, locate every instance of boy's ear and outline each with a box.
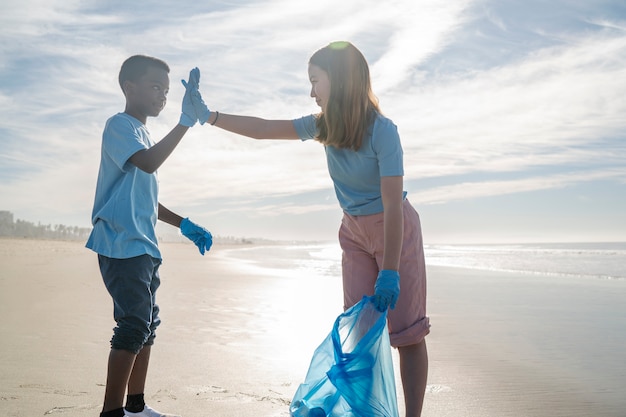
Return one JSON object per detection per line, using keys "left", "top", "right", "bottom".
{"left": 122, "top": 80, "right": 135, "bottom": 97}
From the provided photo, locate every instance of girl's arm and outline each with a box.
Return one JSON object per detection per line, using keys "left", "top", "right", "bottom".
{"left": 207, "top": 112, "right": 300, "bottom": 140}
{"left": 380, "top": 176, "right": 404, "bottom": 270}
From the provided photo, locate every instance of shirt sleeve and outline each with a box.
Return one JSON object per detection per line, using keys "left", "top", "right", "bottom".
{"left": 102, "top": 115, "right": 149, "bottom": 172}
{"left": 292, "top": 114, "right": 318, "bottom": 141}
{"left": 372, "top": 117, "right": 404, "bottom": 177}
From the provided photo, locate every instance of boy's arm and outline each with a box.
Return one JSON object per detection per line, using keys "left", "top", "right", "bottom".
{"left": 129, "top": 124, "right": 189, "bottom": 174}
{"left": 158, "top": 203, "right": 183, "bottom": 227}
{"left": 129, "top": 68, "right": 203, "bottom": 173}
{"left": 159, "top": 203, "right": 213, "bottom": 255}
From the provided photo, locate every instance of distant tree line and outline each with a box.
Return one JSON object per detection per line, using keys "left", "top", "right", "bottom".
{"left": 0, "top": 210, "right": 263, "bottom": 244}
{"left": 0, "top": 211, "right": 91, "bottom": 241}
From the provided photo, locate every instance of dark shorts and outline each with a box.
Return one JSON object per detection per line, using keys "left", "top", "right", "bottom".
{"left": 98, "top": 254, "right": 162, "bottom": 354}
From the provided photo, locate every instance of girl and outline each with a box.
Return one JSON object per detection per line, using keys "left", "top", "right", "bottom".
{"left": 199, "top": 41, "right": 429, "bottom": 417}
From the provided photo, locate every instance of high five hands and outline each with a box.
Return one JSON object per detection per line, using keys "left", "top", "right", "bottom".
{"left": 179, "top": 67, "right": 211, "bottom": 127}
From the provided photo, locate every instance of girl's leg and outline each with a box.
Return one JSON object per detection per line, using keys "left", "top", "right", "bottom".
{"left": 339, "top": 214, "right": 379, "bottom": 309}
{"left": 398, "top": 340, "right": 428, "bottom": 417}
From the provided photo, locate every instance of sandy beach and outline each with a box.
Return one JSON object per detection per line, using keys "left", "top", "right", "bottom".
{"left": 1, "top": 238, "right": 625, "bottom": 417}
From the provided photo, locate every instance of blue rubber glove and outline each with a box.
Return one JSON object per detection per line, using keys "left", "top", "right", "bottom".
{"left": 179, "top": 68, "right": 200, "bottom": 127}
{"left": 181, "top": 67, "right": 211, "bottom": 125}
{"left": 190, "top": 88, "right": 211, "bottom": 125}
{"left": 180, "top": 217, "right": 213, "bottom": 255}
{"left": 373, "top": 270, "right": 400, "bottom": 312}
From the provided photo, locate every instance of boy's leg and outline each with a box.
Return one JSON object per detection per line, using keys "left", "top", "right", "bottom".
{"left": 398, "top": 340, "right": 428, "bottom": 417}
{"left": 126, "top": 259, "right": 160, "bottom": 398}
{"left": 102, "top": 348, "right": 137, "bottom": 412}
{"left": 98, "top": 254, "right": 162, "bottom": 414}
{"left": 128, "top": 343, "right": 152, "bottom": 395}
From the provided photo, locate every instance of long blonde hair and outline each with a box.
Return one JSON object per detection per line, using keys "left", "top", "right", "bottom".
{"left": 310, "top": 41, "right": 380, "bottom": 151}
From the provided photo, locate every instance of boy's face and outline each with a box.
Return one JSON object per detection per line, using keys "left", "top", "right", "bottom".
{"left": 124, "top": 66, "right": 170, "bottom": 121}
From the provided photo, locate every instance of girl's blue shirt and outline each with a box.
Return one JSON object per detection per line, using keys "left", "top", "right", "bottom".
{"left": 293, "top": 113, "right": 406, "bottom": 216}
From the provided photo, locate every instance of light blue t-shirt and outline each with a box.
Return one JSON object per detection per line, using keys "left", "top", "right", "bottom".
{"left": 293, "top": 113, "right": 406, "bottom": 216}
{"left": 86, "top": 113, "right": 161, "bottom": 259}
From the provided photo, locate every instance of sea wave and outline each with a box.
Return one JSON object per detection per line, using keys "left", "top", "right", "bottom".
{"left": 424, "top": 242, "right": 626, "bottom": 280}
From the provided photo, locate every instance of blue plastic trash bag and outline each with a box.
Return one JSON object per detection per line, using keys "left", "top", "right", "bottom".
{"left": 290, "top": 296, "right": 399, "bottom": 417}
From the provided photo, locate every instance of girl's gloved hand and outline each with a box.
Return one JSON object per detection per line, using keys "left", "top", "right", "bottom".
{"left": 373, "top": 269, "right": 400, "bottom": 312}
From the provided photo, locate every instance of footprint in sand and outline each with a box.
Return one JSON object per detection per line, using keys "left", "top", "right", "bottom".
{"left": 44, "top": 404, "right": 99, "bottom": 414}
{"left": 426, "top": 384, "right": 453, "bottom": 393}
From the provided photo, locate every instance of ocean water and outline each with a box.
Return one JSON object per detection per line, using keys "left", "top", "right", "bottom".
{"left": 222, "top": 241, "right": 626, "bottom": 281}
{"left": 425, "top": 241, "right": 626, "bottom": 280}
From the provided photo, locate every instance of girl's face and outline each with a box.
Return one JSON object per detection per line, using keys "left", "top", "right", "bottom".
{"left": 308, "top": 64, "right": 330, "bottom": 112}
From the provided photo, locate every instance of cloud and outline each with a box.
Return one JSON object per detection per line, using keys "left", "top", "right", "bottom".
{"left": 412, "top": 168, "right": 626, "bottom": 205}
{"left": 388, "top": 27, "right": 626, "bottom": 179}
{"left": 370, "top": 0, "right": 475, "bottom": 92}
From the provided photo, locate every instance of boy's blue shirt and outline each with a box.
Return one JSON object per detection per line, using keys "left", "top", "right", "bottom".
{"left": 86, "top": 112, "right": 161, "bottom": 259}
{"left": 292, "top": 113, "right": 406, "bottom": 216}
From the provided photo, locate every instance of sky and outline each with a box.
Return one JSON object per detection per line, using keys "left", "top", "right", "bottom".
{"left": 0, "top": 0, "right": 625, "bottom": 244}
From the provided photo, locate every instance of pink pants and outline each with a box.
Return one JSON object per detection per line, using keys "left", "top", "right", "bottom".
{"left": 338, "top": 199, "right": 430, "bottom": 347}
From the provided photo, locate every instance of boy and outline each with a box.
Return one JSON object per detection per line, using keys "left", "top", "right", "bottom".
{"left": 86, "top": 55, "right": 211, "bottom": 417}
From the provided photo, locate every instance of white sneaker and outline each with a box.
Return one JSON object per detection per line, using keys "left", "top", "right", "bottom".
{"left": 124, "top": 405, "right": 181, "bottom": 417}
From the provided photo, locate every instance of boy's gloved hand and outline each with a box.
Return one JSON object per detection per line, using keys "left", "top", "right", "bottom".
{"left": 180, "top": 217, "right": 213, "bottom": 255}
{"left": 181, "top": 67, "right": 211, "bottom": 125}
{"left": 179, "top": 68, "right": 200, "bottom": 127}
{"left": 373, "top": 269, "right": 400, "bottom": 312}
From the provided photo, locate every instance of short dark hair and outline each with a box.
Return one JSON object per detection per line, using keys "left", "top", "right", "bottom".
{"left": 118, "top": 55, "right": 170, "bottom": 91}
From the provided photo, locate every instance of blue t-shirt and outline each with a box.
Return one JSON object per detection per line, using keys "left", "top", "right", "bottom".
{"left": 86, "top": 113, "right": 161, "bottom": 259}
{"left": 293, "top": 113, "right": 406, "bottom": 216}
